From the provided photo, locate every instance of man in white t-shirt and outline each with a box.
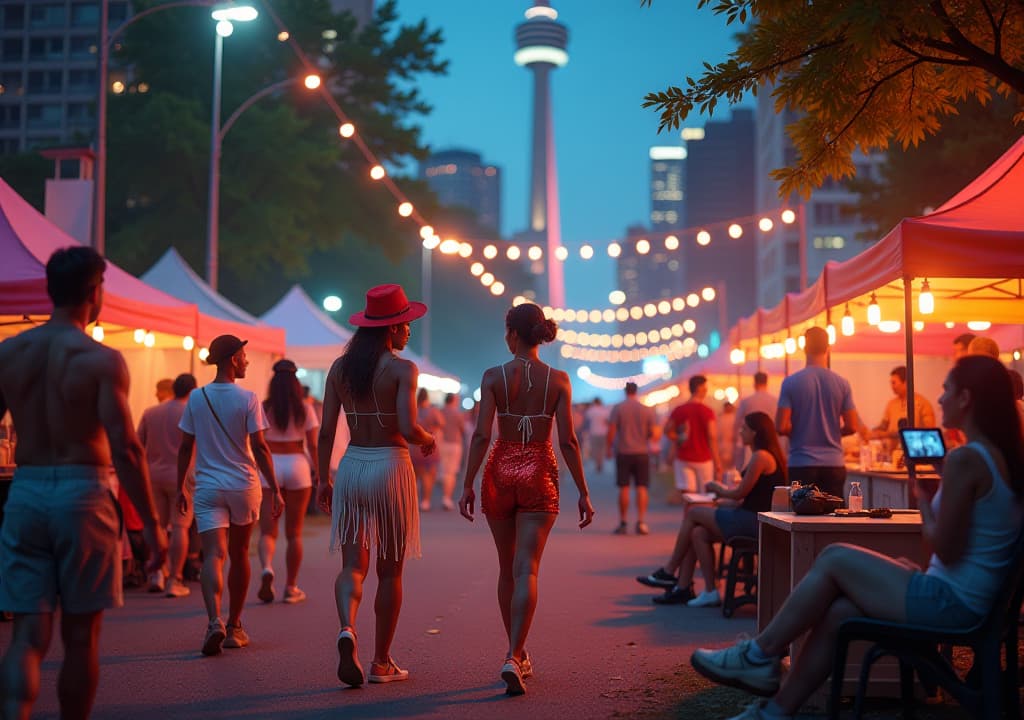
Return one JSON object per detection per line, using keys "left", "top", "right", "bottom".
{"left": 177, "top": 335, "right": 282, "bottom": 656}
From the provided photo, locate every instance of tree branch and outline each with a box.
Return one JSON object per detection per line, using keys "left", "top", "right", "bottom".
{"left": 929, "top": 0, "right": 1024, "bottom": 93}
{"left": 892, "top": 39, "right": 975, "bottom": 66}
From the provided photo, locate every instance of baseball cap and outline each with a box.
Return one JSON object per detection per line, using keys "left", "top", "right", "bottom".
{"left": 206, "top": 334, "right": 247, "bottom": 365}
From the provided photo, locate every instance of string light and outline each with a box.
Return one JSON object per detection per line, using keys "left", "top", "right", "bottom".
{"left": 559, "top": 337, "right": 698, "bottom": 364}
{"left": 91, "top": 324, "right": 105, "bottom": 342}
{"left": 918, "top": 279, "right": 934, "bottom": 315}
{"left": 580, "top": 244, "right": 594, "bottom": 259}
{"left": 542, "top": 287, "right": 716, "bottom": 324}
{"left": 727, "top": 224, "right": 743, "bottom": 239}
{"left": 607, "top": 242, "right": 621, "bottom": 258}
{"left": 696, "top": 230, "right": 711, "bottom": 246}
{"left": 554, "top": 246, "right": 569, "bottom": 261}
{"left": 867, "top": 292, "right": 881, "bottom": 325}
{"left": 527, "top": 245, "right": 543, "bottom": 261}
{"left": 369, "top": 164, "right": 386, "bottom": 180}
{"left": 338, "top": 122, "right": 355, "bottom": 138}
{"left": 506, "top": 246, "right": 521, "bottom": 260}
{"left": 664, "top": 235, "right": 679, "bottom": 250}
{"left": 556, "top": 319, "right": 695, "bottom": 348}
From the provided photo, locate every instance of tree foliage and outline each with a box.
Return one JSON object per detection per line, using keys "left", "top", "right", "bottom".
{"left": 103, "top": 0, "right": 447, "bottom": 310}
{"left": 848, "top": 95, "right": 1022, "bottom": 239}
{"left": 642, "top": 0, "right": 1024, "bottom": 197}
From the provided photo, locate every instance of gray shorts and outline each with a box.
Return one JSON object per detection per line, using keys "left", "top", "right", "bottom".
{"left": 905, "top": 572, "right": 984, "bottom": 629}
{"left": 0, "top": 466, "right": 123, "bottom": 614}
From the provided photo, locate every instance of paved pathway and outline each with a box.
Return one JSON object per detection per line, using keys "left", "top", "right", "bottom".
{"left": 3, "top": 465, "right": 761, "bottom": 719}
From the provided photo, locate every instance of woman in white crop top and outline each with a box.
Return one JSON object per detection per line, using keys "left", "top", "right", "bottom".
{"left": 256, "top": 359, "right": 320, "bottom": 606}
{"left": 459, "top": 302, "right": 595, "bottom": 696}
{"left": 689, "top": 355, "right": 1024, "bottom": 720}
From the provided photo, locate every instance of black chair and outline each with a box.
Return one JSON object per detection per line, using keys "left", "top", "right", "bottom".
{"left": 828, "top": 530, "right": 1024, "bottom": 720}
{"left": 721, "top": 535, "right": 758, "bottom": 618}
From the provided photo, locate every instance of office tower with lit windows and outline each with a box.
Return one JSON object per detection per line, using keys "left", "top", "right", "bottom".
{"left": 421, "top": 148, "right": 501, "bottom": 235}
{"left": 514, "top": 0, "right": 567, "bottom": 307}
{"left": 755, "top": 82, "right": 880, "bottom": 308}
{"left": 0, "top": 2, "right": 131, "bottom": 156}
{"left": 650, "top": 145, "right": 686, "bottom": 231}
{"left": 682, "top": 108, "right": 756, "bottom": 345}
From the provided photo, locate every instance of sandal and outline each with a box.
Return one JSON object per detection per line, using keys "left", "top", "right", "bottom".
{"left": 501, "top": 656, "right": 526, "bottom": 696}
{"left": 368, "top": 656, "right": 409, "bottom": 683}
{"left": 337, "top": 627, "right": 364, "bottom": 687}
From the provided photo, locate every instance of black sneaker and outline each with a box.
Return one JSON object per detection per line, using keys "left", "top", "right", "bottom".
{"left": 612, "top": 522, "right": 629, "bottom": 535}
{"left": 636, "top": 567, "right": 678, "bottom": 589}
{"left": 652, "top": 585, "right": 696, "bottom": 605}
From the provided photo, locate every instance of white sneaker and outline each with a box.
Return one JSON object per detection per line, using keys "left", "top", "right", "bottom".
{"left": 165, "top": 579, "right": 191, "bottom": 598}
{"left": 147, "top": 571, "right": 165, "bottom": 593}
{"left": 691, "top": 639, "right": 781, "bottom": 696}
{"left": 687, "top": 589, "right": 722, "bottom": 608}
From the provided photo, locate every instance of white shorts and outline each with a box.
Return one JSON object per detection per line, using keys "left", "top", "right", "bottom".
{"left": 673, "top": 459, "right": 714, "bottom": 493}
{"left": 193, "top": 486, "right": 261, "bottom": 533}
{"left": 261, "top": 453, "right": 313, "bottom": 491}
{"left": 438, "top": 441, "right": 463, "bottom": 480}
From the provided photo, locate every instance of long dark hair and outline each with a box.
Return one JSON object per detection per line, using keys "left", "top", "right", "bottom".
{"left": 949, "top": 355, "right": 1024, "bottom": 497}
{"left": 265, "top": 367, "right": 306, "bottom": 432}
{"left": 745, "top": 411, "right": 787, "bottom": 479}
{"left": 339, "top": 326, "right": 389, "bottom": 401}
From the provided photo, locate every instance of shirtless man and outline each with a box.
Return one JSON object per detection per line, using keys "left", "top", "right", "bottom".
{"left": 0, "top": 246, "right": 167, "bottom": 720}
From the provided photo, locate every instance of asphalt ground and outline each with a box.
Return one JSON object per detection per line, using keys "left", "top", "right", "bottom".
{"left": 0, "top": 464, "right": 985, "bottom": 719}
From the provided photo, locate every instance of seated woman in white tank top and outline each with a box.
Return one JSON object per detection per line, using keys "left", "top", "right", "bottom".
{"left": 689, "top": 354, "right": 1024, "bottom": 720}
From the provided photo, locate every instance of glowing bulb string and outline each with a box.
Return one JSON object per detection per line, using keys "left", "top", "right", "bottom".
{"left": 257, "top": 1, "right": 510, "bottom": 294}
{"left": 541, "top": 288, "right": 716, "bottom": 325}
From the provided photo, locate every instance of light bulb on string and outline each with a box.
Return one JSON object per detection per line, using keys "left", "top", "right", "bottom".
{"left": 841, "top": 305, "right": 855, "bottom": 336}
{"left": 867, "top": 293, "right": 881, "bottom": 325}
{"left": 918, "top": 279, "right": 934, "bottom": 315}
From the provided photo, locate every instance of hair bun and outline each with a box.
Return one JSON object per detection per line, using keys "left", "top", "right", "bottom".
{"left": 531, "top": 318, "right": 557, "bottom": 345}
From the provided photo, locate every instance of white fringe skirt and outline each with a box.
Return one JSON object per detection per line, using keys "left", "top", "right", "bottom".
{"left": 331, "top": 445, "right": 421, "bottom": 561}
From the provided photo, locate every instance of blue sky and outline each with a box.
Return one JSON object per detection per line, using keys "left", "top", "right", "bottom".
{"left": 396, "top": 0, "right": 750, "bottom": 308}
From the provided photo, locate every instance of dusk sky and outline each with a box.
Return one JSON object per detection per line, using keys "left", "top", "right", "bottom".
{"left": 396, "top": 0, "right": 752, "bottom": 308}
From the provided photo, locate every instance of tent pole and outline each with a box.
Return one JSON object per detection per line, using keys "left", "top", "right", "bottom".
{"left": 903, "top": 274, "right": 918, "bottom": 505}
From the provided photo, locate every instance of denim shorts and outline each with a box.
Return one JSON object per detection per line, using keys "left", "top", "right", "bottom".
{"left": 0, "top": 466, "right": 123, "bottom": 613}
{"left": 905, "top": 572, "right": 984, "bottom": 629}
{"left": 715, "top": 507, "right": 759, "bottom": 540}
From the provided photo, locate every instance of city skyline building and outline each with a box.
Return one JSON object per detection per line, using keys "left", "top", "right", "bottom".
{"left": 683, "top": 107, "right": 756, "bottom": 346}
{"left": 0, "top": 2, "right": 131, "bottom": 156}
{"left": 420, "top": 148, "right": 501, "bottom": 235}
{"left": 514, "top": 0, "right": 567, "bottom": 307}
{"left": 649, "top": 145, "right": 686, "bottom": 231}
{"left": 755, "top": 83, "right": 881, "bottom": 308}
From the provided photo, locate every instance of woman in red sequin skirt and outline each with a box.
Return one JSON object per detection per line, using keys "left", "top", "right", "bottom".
{"left": 459, "top": 303, "right": 595, "bottom": 696}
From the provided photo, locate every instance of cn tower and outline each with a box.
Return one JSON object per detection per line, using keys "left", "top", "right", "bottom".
{"left": 514, "top": 1, "right": 568, "bottom": 308}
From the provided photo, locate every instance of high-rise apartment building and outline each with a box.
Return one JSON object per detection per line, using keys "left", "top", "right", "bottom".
{"left": 755, "top": 84, "right": 881, "bottom": 308}
{"left": 0, "top": 1, "right": 130, "bottom": 156}
{"left": 420, "top": 148, "right": 501, "bottom": 235}
{"left": 649, "top": 145, "right": 685, "bottom": 230}
{"left": 682, "top": 108, "right": 756, "bottom": 343}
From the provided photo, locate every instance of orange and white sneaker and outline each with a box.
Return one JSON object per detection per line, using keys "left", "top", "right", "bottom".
{"left": 368, "top": 657, "right": 409, "bottom": 683}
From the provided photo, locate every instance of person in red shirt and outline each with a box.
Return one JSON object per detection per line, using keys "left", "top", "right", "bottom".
{"left": 663, "top": 375, "right": 721, "bottom": 494}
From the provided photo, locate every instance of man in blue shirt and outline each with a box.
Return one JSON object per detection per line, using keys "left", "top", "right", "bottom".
{"left": 777, "top": 327, "right": 865, "bottom": 498}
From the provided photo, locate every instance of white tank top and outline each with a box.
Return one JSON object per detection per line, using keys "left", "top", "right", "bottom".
{"left": 927, "top": 442, "right": 1021, "bottom": 615}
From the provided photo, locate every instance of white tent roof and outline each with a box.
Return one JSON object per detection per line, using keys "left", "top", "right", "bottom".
{"left": 142, "top": 247, "right": 260, "bottom": 324}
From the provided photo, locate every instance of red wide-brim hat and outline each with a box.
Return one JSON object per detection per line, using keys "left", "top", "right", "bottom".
{"left": 349, "top": 283, "right": 428, "bottom": 327}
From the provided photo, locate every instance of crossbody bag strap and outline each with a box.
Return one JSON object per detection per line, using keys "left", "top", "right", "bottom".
{"left": 201, "top": 387, "right": 251, "bottom": 458}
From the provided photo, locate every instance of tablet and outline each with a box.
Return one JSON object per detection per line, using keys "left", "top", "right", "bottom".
{"left": 898, "top": 428, "right": 946, "bottom": 462}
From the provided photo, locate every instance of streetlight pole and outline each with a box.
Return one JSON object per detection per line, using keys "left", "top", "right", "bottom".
{"left": 94, "top": 0, "right": 217, "bottom": 255}
{"left": 206, "top": 28, "right": 225, "bottom": 290}
{"left": 206, "top": 70, "right": 318, "bottom": 290}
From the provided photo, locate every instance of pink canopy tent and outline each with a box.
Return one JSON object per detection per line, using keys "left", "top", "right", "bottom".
{"left": 0, "top": 177, "right": 197, "bottom": 337}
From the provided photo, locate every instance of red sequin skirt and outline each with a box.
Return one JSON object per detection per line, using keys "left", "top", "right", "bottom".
{"left": 481, "top": 439, "right": 559, "bottom": 519}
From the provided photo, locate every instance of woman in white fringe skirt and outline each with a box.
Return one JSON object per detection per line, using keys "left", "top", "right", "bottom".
{"left": 316, "top": 284, "right": 436, "bottom": 688}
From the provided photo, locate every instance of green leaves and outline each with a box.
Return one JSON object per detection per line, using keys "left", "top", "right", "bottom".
{"left": 641, "top": 0, "right": 1024, "bottom": 197}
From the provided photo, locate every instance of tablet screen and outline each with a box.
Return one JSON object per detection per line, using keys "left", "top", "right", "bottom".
{"left": 899, "top": 428, "right": 946, "bottom": 460}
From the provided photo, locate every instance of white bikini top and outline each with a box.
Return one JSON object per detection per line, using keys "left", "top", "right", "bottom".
{"left": 344, "top": 354, "right": 398, "bottom": 428}
{"left": 496, "top": 357, "right": 553, "bottom": 444}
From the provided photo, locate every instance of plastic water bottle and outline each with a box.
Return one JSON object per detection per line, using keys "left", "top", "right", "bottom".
{"left": 848, "top": 481, "right": 863, "bottom": 512}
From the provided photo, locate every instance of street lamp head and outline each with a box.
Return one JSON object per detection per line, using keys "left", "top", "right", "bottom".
{"left": 211, "top": 5, "right": 258, "bottom": 22}
{"left": 215, "top": 19, "right": 234, "bottom": 37}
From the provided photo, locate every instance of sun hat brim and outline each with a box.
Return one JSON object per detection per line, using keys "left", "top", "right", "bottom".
{"left": 349, "top": 301, "right": 427, "bottom": 328}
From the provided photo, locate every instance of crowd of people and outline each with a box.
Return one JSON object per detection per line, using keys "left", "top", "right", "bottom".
{"left": 0, "top": 246, "right": 1021, "bottom": 720}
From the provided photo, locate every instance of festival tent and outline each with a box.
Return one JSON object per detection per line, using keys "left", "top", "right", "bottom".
{"left": 261, "top": 285, "right": 461, "bottom": 397}
{"left": 0, "top": 177, "right": 210, "bottom": 418}
{"left": 713, "top": 135, "right": 1024, "bottom": 422}
{"left": 141, "top": 247, "right": 285, "bottom": 397}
